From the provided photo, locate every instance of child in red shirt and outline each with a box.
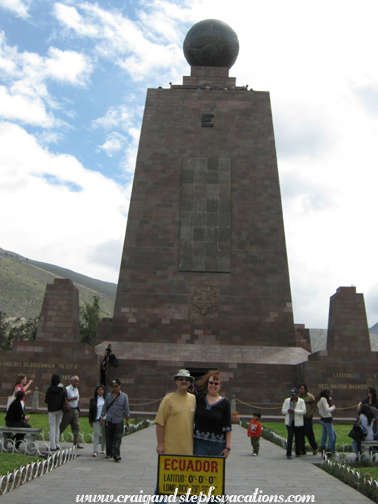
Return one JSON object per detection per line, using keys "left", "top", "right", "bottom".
{"left": 247, "top": 412, "right": 262, "bottom": 456}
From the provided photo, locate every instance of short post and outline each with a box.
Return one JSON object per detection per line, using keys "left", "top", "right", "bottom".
{"left": 231, "top": 394, "right": 236, "bottom": 413}
{"left": 32, "top": 387, "right": 39, "bottom": 410}
{"left": 231, "top": 394, "right": 240, "bottom": 424}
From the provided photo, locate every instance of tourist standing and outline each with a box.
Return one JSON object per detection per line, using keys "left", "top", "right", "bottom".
{"left": 45, "top": 373, "right": 65, "bottom": 451}
{"left": 317, "top": 388, "right": 337, "bottom": 456}
{"left": 282, "top": 388, "right": 306, "bottom": 459}
{"left": 60, "top": 376, "right": 83, "bottom": 449}
{"left": 247, "top": 412, "right": 262, "bottom": 456}
{"left": 89, "top": 384, "right": 106, "bottom": 457}
{"left": 298, "top": 383, "right": 319, "bottom": 455}
{"left": 100, "top": 378, "right": 130, "bottom": 462}
{"left": 155, "top": 369, "right": 196, "bottom": 455}
{"left": 193, "top": 370, "right": 232, "bottom": 458}
{"left": 13, "top": 374, "right": 33, "bottom": 402}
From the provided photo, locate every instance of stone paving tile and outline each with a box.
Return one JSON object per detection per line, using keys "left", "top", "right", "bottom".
{"left": 0, "top": 424, "right": 373, "bottom": 504}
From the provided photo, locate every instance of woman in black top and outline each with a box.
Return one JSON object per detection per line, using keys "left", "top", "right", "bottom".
{"left": 193, "top": 370, "right": 232, "bottom": 458}
{"left": 361, "top": 386, "right": 378, "bottom": 409}
{"left": 45, "top": 373, "right": 65, "bottom": 451}
{"left": 5, "top": 390, "right": 31, "bottom": 447}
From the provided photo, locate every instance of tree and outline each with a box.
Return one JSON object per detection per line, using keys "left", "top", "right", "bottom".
{"left": 0, "top": 313, "right": 39, "bottom": 349}
{"left": 79, "top": 295, "right": 101, "bottom": 346}
{"left": 8, "top": 317, "right": 39, "bottom": 344}
{"left": 0, "top": 312, "right": 10, "bottom": 349}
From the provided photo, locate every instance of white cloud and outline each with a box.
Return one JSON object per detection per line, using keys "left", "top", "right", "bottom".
{"left": 93, "top": 104, "right": 142, "bottom": 173}
{"left": 355, "top": 85, "right": 378, "bottom": 116}
{"left": 54, "top": 1, "right": 187, "bottom": 81}
{"left": 0, "top": 121, "right": 130, "bottom": 282}
{"left": 99, "top": 132, "right": 126, "bottom": 156}
{"left": 0, "top": 32, "right": 92, "bottom": 126}
{"left": 120, "top": 126, "right": 140, "bottom": 174}
{"left": 45, "top": 47, "right": 92, "bottom": 85}
{"left": 0, "top": 0, "right": 30, "bottom": 19}
{"left": 0, "top": 85, "right": 56, "bottom": 126}
{"left": 92, "top": 104, "right": 134, "bottom": 130}
{"left": 54, "top": 3, "right": 99, "bottom": 37}
{"left": 36, "top": 131, "right": 64, "bottom": 145}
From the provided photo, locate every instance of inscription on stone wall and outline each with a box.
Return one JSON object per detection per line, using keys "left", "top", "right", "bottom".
{"left": 318, "top": 373, "right": 378, "bottom": 390}
{"left": 318, "top": 384, "right": 378, "bottom": 390}
{"left": 188, "top": 285, "right": 219, "bottom": 320}
{"left": 0, "top": 362, "right": 80, "bottom": 370}
{"left": 179, "top": 158, "right": 231, "bottom": 273}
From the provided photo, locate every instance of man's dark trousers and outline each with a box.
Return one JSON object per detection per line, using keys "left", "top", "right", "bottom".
{"left": 106, "top": 421, "right": 123, "bottom": 458}
{"left": 299, "top": 417, "right": 318, "bottom": 453}
{"left": 286, "top": 423, "right": 304, "bottom": 457}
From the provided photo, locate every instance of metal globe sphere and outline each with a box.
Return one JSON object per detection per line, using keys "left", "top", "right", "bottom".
{"left": 183, "top": 19, "right": 239, "bottom": 69}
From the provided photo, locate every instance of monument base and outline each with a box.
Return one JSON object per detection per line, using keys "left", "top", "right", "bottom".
{"left": 95, "top": 340, "right": 308, "bottom": 415}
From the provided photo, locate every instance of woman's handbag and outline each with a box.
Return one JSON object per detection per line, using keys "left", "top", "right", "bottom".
{"left": 6, "top": 394, "right": 15, "bottom": 410}
{"left": 348, "top": 421, "right": 368, "bottom": 440}
{"left": 62, "top": 397, "right": 71, "bottom": 414}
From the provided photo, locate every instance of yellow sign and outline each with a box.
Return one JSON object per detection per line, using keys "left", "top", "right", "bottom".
{"left": 158, "top": 454, "right": 225, "bottom": 497}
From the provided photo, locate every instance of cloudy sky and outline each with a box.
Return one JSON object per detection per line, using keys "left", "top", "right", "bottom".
{"left": 1, "top": 0, "right": 377, "bottom": 329}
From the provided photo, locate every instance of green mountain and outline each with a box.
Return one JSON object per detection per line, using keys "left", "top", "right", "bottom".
{"left": 370, "top": 322, "right": 378, "bottom": 336}
{"left": 0, "top": 248, "right": 116, "bottom": 320}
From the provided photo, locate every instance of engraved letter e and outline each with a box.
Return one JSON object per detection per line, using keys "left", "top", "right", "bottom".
{"left": 202, "top": 114, "right": 214, "bottom": 127}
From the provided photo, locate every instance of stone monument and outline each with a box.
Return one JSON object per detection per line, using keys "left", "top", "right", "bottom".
{"left": 2, "top": 21, "right": 374, "bottom": 415}
{"left": 299, "top": 286, "right": 378, "bottom": 405}
{"left": 0, "top": 279, "right": 98, "bottom": 407}
{"left": 96, "top": 19, "right": 310, "bottom": 410}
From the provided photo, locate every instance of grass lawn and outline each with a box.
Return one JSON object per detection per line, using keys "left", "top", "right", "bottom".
{"left": 0, "top": 453, "right": 44, "bottom": 477}
{"left": 357, "top": 465, "right": 378, "bottom": 480}
{"left": 261, "top": 421, "right": 354, "bottom": 449}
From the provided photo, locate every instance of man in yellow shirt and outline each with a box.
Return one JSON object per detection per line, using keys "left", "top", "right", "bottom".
{"left": 155, "top": 369, "right": 196, "bottom": 455}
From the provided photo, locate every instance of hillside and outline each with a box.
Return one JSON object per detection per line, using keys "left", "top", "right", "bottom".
{"left": 1, "top": 248, "right": 377, "bottom": 350}
{"left": 370, "top": 322, "right": 378, "bottom": 335}
{"left": 0, "top": 248, "right": 116, "bottom": 320}
{"left": 309, "top": 328, "right": 378, "bottom": 352}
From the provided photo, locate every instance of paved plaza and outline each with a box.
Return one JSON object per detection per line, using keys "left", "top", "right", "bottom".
{"left": 0, "top": 424, "right": 373, "bottom": 504}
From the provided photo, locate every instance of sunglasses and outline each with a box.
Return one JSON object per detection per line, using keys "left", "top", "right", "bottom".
{"left": 177, "top": 377, "right": 191, "bottom": 382}
{"left": 112, "top": 384, "right": 120, "bottom": 387}
{"left": 208, "top": 381, "right": 220, "bottom": 386}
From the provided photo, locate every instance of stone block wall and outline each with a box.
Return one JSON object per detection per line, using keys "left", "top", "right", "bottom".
{"left": 104, "top": 359, "right": 298, "bottom": 416}
{"left": 294, "top": 324, "right": 312, "bottom": 353}
{"left": 36, "top": 278, "right": 80, "bottom": 343}
{"left": 105, "top": 66, "right": 296, "bottom": 349}
{"left": 327, "top": 286, "right": 371, "bottom": 352}
{"left": 299, "top": 350, "right": 378, "bottom": 409}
